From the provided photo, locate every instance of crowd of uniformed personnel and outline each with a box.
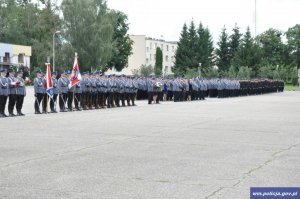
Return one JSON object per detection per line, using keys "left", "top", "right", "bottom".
{"left": 33, "top": 70, "right": 139, "bottom": 114}
{"left": 139, "top": 77, "right": 284, "bottom": 103}
{"left": 0, "top": 68, "right": 285, "bottom": 117}
{"left": 0, "top": 69, "right": 26, "bottom": 117}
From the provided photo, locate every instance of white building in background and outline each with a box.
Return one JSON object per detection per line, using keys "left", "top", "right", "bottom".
{"left": 0, "top": 43, "right": 31, "bottom": 70}
{"left": 119, "top": 35, "right": 178, "bottom": 75}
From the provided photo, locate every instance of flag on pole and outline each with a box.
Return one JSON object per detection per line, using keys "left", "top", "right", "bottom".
{"left": 69, "top": 53, "right": 82, "bottom": 88}
{"left": 45, "top": 63, "right": 54, "bottom": 98}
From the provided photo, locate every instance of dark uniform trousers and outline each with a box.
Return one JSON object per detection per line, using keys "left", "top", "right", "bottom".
{"left": 0, "top": 96, "right": 8, "bottom": 114}
{"left": 126, "top": 93, "right": 131, "bottom": 106}
{"left": 82, "top": 92, "right": 89, "bottom": 109}
{"left": 67, "top": 91, "right": 73, "bottom": 111}
{"left": 50, "top": 94, "right": 58, "bottom": 111}
{"left": 120, "top": 93, "right": 126, "bottom": 106}
{"left": 114, "top": 93, "right": 120, "bottom": 107}
{"left": 97, "top": 92, "right": 105, "bottom": 108}
{"left": 147, "top": 92, "right": 153, "bottom": 104}
{"left": 59, "top": 93, "right": 68, "bottom": 111}
{"left": 35, "top": 93, "right": 47, "bottom": 112}
{"left": 8, "top": 94, "right": 17, "bottom": 114}
{"left": 166, "top": 91, "right": 173, "bottom": 101}
{"left": 74, "top": 93, "right": 82, "bottom": 109}
{"left": 16, "top": 95, "right": 25, "bottom": 112}
{"left": 107, "top": 92, "right": 114, "bottom": 108}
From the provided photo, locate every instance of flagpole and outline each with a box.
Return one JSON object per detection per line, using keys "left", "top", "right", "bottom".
{"left": 72, "top": 52, "right": 78, "bottom": 111}
{"left": 46, "top": 58, "right": 50, "bottom": 113}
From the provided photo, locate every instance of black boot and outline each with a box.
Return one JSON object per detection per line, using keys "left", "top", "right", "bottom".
{"left": 17, "top": 110, "right": 25, "bottom": 116}
{"left": 9, "top": 112, "right": 16, "bottom": 117}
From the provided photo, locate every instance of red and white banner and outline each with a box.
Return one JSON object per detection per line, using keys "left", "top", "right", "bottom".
{"left": 45, "top": 63, "right": 54, "bottom": 98}
{"left": 69, "top": 55, "right": 82, "bottom": 88}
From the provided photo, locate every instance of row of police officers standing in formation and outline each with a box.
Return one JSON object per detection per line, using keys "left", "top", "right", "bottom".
{"left": 33, "top": 70, "right": 139, "bottom": 114}
{"left": 0, "top": 69, "right": 26, "bottom": 117}
{"left": 137, "top": 76, "right": 284, "bottom": 103}
{"left": 0, "top": 69, "right": 284, "bottom": 117}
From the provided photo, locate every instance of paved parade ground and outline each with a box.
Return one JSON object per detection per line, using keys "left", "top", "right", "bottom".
{"left": 0, "top": 87, "right": 300, "bottom": 199}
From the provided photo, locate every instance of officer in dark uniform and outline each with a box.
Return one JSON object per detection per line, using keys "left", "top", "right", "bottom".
{"left": 15, "top": 70, "right": 26, "bottom": 116}
{"left": 0, "top": 69, "right": 9, "bottom": 117}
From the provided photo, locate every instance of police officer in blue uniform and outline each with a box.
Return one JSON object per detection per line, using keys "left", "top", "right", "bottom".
{"left": 58, "top": 71, "right": 69, "bottom": 112}
{"left": 7, "top": 69, "right": 18, "bottom": 116}
{"left": 50, "top": 71, "right": 58, "bottom": 113}
{"left": 34, "top": 70, "right": 46, "bottom": 114}
{"left": 15, "top": 70, "right": 26, "bottom": 116}
{"left": 0, "top": 69, "right": 9, "bottom": 117}
{"left": 74, "top": 77, "right": 82, "bottom": 111}
{"left": 67, "top": 71, "right": 74, "bottom": 111}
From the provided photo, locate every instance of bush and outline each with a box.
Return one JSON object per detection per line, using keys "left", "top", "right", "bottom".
{"left": 184, "top": 68, "right": 199, "bottom": 78}
{"left": 258, "top": 66, "right": 273, "bottom": 79}
{"left": 237, "top": 66, "right": 252, "bottom": 79}
{"left": 202, "top": 66, "right": 219, "bottom": 78}
{"left": 132, "top": 65, "right": 154, "bottom": 77}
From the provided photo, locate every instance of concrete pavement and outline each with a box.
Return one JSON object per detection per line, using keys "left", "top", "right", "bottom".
{"left": 0, "top": 87, "right": 299, "bottom": 198}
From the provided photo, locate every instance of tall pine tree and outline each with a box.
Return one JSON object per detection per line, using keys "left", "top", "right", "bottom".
{"left": 232, "top": 27, "right": 261, "bottom": 75}
{"left": 216, "top": 27, "right": 230, "bottom": 72}
{"left": 187, "top": 20, "right": 199, "bottom": 69}
{"left": 229, "top": 24, "right": 242, "bottom": 65}
{"left": 155, "top": 47, "right": 163, "bottom": 75}
{"left": 174, "top": 23, "right": 190, "bottom": 75}
{"left": 196, "top": 22, "right": 214, "bottom": 68}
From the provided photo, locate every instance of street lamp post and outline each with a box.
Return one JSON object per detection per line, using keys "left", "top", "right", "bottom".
{"left": 198, "top": 63, "right": 202, "bottom": 77}
{"left": 53, "top": 31, "right": 61, "bottom": 72}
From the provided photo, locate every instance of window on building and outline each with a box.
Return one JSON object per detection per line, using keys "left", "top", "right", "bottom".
{"left": 146, "top": 58, "right": 149, "bottom": 63}
{"left": 166, "top": 45, "right": 169, "bottom": 51}
{"left": 18, "top": 54, "right": 24, "bottom": 63}
{"left": 3, "top": 52, "right": 10, "bottom": 62}
{"left": 150, "top": 43, "right": 152, "bottom": 50}
{"left": 165, "top": 66, "right": 169, "bottom": 73}
{"left": 147, "top": 47, "right": 149, "bottom": 52}
{"left": 172, "top": 46, "right": 175, "bottom": 52}
{"left": 150, "top": 54, "right": 152, "bottom": 61}
{"left": 165, "top": 55, "right": 169, "bottom": 62}
{"left": 161, "top": 44, "right": 163, "bottom": 50}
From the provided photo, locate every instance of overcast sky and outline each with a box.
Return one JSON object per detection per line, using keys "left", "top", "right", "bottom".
{"left": 107, "top": 0, "right": 300, "bottom": 42}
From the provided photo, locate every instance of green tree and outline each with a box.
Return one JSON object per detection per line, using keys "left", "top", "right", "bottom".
{"left": 0, "top": 0, "right": 62, "bottom": 71}
{"left": 232, "top": 27, "right": 261, "bottom": 75}
{"left": 187, "top": 20, "right": 199, "bottom": 69}
{"left": 202, "top": 67, "right": 219, "bottom": 78}
{"left": 286, "top": 24, "right": 300, "bottom": 69}
{"left": 228, "top": 65, "right": 237, "bottom": 78}
{"left": 258, "top": 66, "right": 273, "bottom": 79}
{"left": 132, "top": 65, "right": 154, "bottom": 77}
{"left": 196, "top": 22, "right": 214, "bottom": 69}
{"left": 216, "top": 27, "right": 230, "bottom": 72}
{"left": 154, "top": 47, "right": 163, "bottom": 75}
{"left": 237, "top": 66, "right": 252, "bottom": 79}
{"left": 174, "top": 23, "right": 190, "bottom": 75}
{"left": 257, "top": 28, "right": 284, "bottom": 66}
{"left": 229, "top": 24, "right": 242, "bottom": 64}
{"left": 106, "top": 10, "right": 133, "bottom": 72}
{"left": 62, "top": 0, "right": 114, "bottom": 71}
